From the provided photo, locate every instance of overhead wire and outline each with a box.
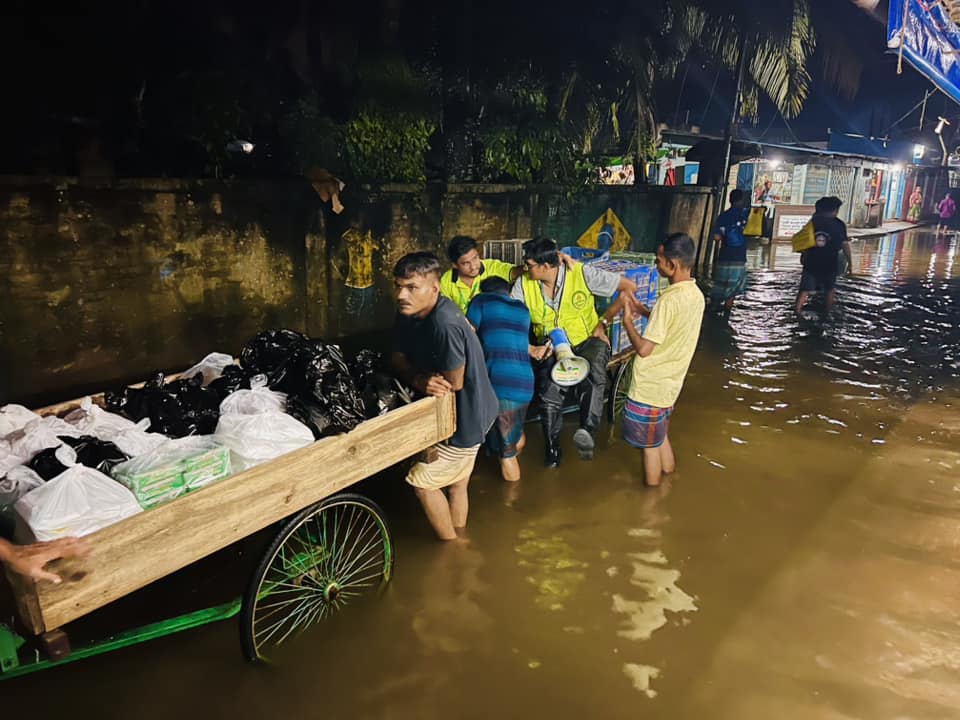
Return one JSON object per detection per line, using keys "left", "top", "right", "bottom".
{"left": 881, "top": 88, "right": 938, "bottom": 137}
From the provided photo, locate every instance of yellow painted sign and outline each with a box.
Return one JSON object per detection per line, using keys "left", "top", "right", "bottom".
{"left": 342, "top": 228, "right": 378, "bottom": 289}
{"left": 576, "top": 208, "right": 631, "bottom": 251}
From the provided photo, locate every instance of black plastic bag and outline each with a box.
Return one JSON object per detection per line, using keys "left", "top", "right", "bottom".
{"left": 349, "top": 350, "right": 382, "bottom": 386}
{"left": 28, "top": 447, "right": 70, "bottom": 480}
{"left": 240, "top": 329, "right": 311, "bottom": 376}
{"left": 60, "top": 435, "right": 129, "bottom": 474}
{"left": 29, "top": 436, "right": 129, "bottom": 479}
{"left": 207, "top": 364, "right": 253, "bottom": 401}
{"left": 105, "top": 368, "right": 226, "bottom": 439}
{"left": 105, "top": 385, "right": 150, "bottom": 420}
{"left": 360, "top": 373, "right": 405, "bottom": 418}
{"left": 168, "top": 374, "right": 220, "bottom": 413}
{"left": 286, "top": 396, "right": 334, "bottom": 440}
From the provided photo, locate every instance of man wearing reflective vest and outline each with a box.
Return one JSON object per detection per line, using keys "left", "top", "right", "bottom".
{"left": 511, "top": 237, "right": 642, "bottom": 467}
{"left": 440, "top": 236, "right": 518, "bottom": 314}
{"left": 441, "top": 235, "right": 579, "bottom": 315}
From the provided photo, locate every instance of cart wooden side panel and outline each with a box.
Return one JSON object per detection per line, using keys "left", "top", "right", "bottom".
{"left": 7, "top": 394, "right": 455, "bottom": 635}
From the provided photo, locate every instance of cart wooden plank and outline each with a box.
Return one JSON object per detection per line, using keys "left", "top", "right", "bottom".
{"left": 8, "top": 394, "right": 455, "bottom": 634}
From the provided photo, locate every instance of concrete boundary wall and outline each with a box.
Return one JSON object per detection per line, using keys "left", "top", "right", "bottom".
{"left": 0, "top": 177, "right": 713, "bottom": 403}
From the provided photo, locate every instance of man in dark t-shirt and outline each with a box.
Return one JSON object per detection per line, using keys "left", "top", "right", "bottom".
{"left": 392, "top": 252, "right": 498, "bottom": 541}
{"left": 796, "top": 196, "right": 854, "bottom": 316}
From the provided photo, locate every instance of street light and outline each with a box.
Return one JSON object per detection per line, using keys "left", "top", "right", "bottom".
{"left": 935, "top": 116, "right": 950, "bottom": 166}
{"left": 226, "top": 140, "right": 255, "bottom": 154}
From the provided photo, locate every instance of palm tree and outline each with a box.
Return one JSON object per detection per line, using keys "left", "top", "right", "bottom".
{"left": 700, "top": 0, "right": 818, "bottom": 121}
{"left": 555, "top": 0, "right": 705, "bottom": 181}
{"left": 694, "top": 0, "right": 868, "bottom": 208}
{"left": 563, "top": 0, "right": 866, "bottom": 180}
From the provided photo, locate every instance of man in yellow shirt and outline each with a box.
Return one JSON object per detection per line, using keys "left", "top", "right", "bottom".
{"left": 440, "top": 236, "right": 518, "bottom": 314}
{"left": 620, "top": 233, "right": 704, "bottom": 487}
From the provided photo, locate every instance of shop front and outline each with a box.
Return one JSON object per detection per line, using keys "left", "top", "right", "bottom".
{"left": 687, "top": 139, "right": 916, "bottom": 229}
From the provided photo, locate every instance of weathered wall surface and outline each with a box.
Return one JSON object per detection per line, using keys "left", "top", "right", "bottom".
{"left": 0, "top": 178, "right": 713, "bottom": 404}
{"left": 321, "top": 183, "right": 714, "bottom": 343}
{"left": 0, "top": 178, "right": 317, "bottom": 404}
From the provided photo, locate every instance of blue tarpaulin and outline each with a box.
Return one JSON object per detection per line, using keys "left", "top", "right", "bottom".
{"left": 888, "top": 0, "right": 960, "bottom": 106}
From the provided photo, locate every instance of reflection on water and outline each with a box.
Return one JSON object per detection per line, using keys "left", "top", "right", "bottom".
{"left": 515, "top": 525, "right": 589, "bottom": 612}
{"left": 5, "top": 230, "right": 960, "bottom": 720}
{"left": 611, "top": 483, "right": 697, "bottom": 699}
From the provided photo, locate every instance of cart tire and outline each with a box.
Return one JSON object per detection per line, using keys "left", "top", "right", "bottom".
{"left": 607, "top": 357, "right": 633, "bottom": 424}
{"left": 240, "top": 493, "right": 393, "bottom": 663}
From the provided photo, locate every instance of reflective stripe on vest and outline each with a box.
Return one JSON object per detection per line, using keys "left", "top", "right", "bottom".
{"left": 520, "top": 264, "right": 599, "bottom": 346}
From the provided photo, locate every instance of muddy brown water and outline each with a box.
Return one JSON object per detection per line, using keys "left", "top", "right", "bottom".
{"left": 5, "top": 230, "right": 960, "bottom": 719}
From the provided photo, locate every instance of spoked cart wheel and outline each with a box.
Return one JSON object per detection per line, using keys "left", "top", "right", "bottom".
{"left": 240, "top": 493, "right": 393, "bottom": 662}
{"left": 606, "top": 356, "right": 634, "bottom": 424}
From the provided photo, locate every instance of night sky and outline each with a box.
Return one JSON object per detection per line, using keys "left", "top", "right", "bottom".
{"left": 665, "top": 0, "right": 936, "bottom": 142}
{"left": 0, "top": 0, "right": 939, "bottom": 176}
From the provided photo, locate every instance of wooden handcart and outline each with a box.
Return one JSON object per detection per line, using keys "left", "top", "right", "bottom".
{"left": 0, "top": 389, "right": 455, "bottom": 679}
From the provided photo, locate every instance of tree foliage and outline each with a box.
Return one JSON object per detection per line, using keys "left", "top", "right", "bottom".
{"left": 0, "top": 1, "right": 869, "bottom": 182}
{"left": 346, "top": 110, "right": 434, "bottom": 184}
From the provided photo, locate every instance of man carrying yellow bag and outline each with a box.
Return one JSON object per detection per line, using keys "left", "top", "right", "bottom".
{"left": 791, "top": 219, "right": 816, "bottom": 252}
{"left": 793, "top": 196, "right": 853, "bottom": 316}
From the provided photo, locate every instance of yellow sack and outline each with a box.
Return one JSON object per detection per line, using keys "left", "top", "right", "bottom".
{"left": 744, "top": 207, "right": 765, "bottom": 236}
{"left": 791, "top": 220, "right": 816, "bottom": 252}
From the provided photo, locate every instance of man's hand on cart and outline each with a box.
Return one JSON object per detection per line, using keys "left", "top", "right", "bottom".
{"left": 0, "top": 537, "right": 91, "bottom": 585}
{"left": 418, "top": 373, "right": 454, "bottom": 397}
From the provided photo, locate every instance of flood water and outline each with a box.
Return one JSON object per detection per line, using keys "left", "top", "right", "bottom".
{"left": 5, "top": 229, "right": 960, "bottom": 718}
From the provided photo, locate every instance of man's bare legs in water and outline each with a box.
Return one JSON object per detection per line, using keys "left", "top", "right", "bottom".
{"left": 414, "top": 472, "right": 471, "bottom": 541}
{"left": 642, "top": 435, "right": 676, "bottom": 487}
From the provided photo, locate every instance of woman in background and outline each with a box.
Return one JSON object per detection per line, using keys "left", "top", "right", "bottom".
{"left": 908, "top": 186, "right": 923, "bottom": 223}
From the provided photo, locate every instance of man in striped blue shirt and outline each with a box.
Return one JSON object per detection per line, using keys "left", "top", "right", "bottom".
{"left": 466, "top": 277, "right": 535, "bottom": 482}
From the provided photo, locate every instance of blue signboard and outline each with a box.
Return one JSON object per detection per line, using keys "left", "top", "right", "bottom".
{"left": 888, "top": 0, "right": 960, "bottom": 106}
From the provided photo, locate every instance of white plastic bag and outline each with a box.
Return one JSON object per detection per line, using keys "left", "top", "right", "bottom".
{"left": 6, "top": 419, "right": 65, "bottom": 462}
{"left": 64, "top": 397, "right": 138, "bottom": 437}
{"left": 15, "top": 463, "right": 142, "bottom": 541}
{"left": 182, "top": 352, "right": 236, "bottom": 385}
{"left": 0, "top": 439, "right": 24, "bottom": 476}
{"left": 38, "top": 414, "right": 84, "bottom": 439}
{"left": 111, "top": 435, "right": 232, "bottom": 503}
{"left": 214, "top": 411, "right": 314, "bottom": 471}
{"left": 0, "top": 405, "right": 41, "bottom": 437}
{"left": 110, "top": 418, "right": 167, "bottom": 458}
{"left": 0, "top": 466, "right": 45, "bottom": 506}
{"left": 219, "top": 375, "right": 286, "bottom": 416}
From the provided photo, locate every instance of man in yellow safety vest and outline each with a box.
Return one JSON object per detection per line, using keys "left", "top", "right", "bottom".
{"left": 441, "top": 235, "right": 580, "bottom": 315}
{"left": 440, "top": 236, "right": 518, "bottom": 314}
{"left": 512, "top": 237, "right": 643, "bottom": 467}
